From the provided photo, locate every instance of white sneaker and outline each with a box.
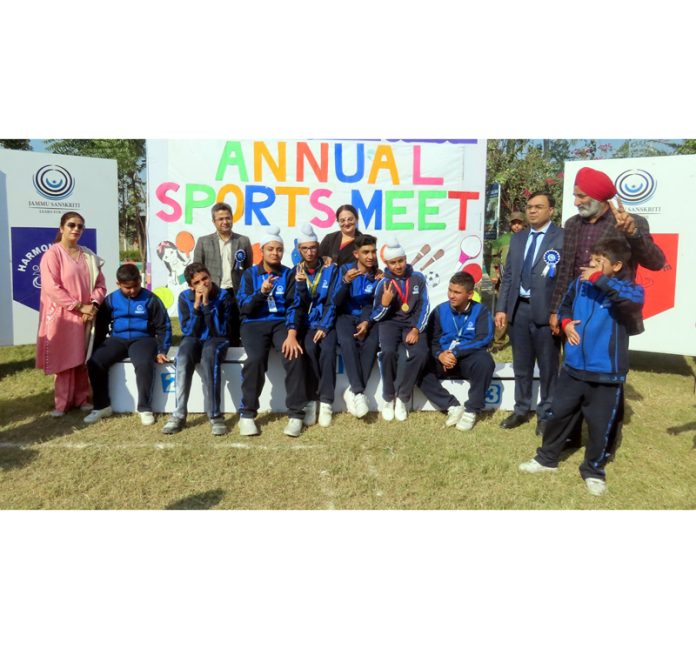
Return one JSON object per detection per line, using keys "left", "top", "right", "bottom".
{"left": 162, "top": 417, "right": 184, "bottom": 434}
{"left": 210, "top": 418, "right": 227, "bottom": 436}
{"left": 354, "top": 393, "right": 369, "bottom": 418}
{"left": 283, "top": 417, "right": 303, "bottom": 437}
{"left": 382, "top": 399, "right": 395, "bottom": 422}
{"left": 445, "top": 405, "right": 464, "bottom": 427}
{"left": 343, "top": 387, "right": 357, "bottom": 416}
{"left": 518, "top": 458, "right": 558, "bottom": 474}
{"left": 456, "top": 410, "right": 477, "bottom": 431}
{"left": 51, "top": 409, "right": 65, "bottom": 418}
{"left": 303, "top": 401, "right": 317, "bottom": 426}
{"left": 83, "top": 406, "right": 113, "bottom": 424}
{"left": 585, "top": 478, "right": 607, "bottom": 496}
{"left": 395, "top": 398, "right": 409, "bottom": 421}
{"left": 239, "top": 417, "right": 259, "bottom": 436}
{"left": 140, "top": 411, "right": 155, "bottom": 426}
{"left": 318, "top": 403, "right": 333, "bottom": 427}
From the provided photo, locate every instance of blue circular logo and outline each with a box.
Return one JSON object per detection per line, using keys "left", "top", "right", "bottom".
{"left": 33, "top": 164, "right": 75, "bottom": 200}
{"left": 615, "top": 169, "right": 656, "bottom": 205}
{"left": 543, "top": 249, "right": 560, "bottom": 265}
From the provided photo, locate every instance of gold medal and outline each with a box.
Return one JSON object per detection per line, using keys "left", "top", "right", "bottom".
{"left": 401, "top": 303, "right": 410, "bottom": 312}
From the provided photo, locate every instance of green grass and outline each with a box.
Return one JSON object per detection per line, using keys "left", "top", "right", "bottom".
{"left": 1, "top": 331, "right": 695, "bottom": 509}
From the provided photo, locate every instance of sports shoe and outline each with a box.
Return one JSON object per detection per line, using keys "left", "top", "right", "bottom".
{"left": 382, "top": 399, "right": 395, "bottom": 422}
{"left": 303, "top": 401, "right": 317, "bottom": 426}
{"left": 79, "top": 403, "right": 94, "bottom": 412}
{"left": 395, "top": 398, "right": 409, "bottom": 421}
{"left": 518, "top": 458, "right": 558, "bottom": 474}
{"left": 210, "top": 418, "right": 227, "bottom": 436}
{"left": 83, "top": 406, "right": 113, "bottom": 424}
{"left": 343, "top": 387, "right": 357, "bottom": 416}
{"left": 456, "top": 410, "right": 477, "bottom": 431}
{"left": 283, "top": 417, "right": 303, "bottom": 437}
{"left": 51, "top": 409, "right": 65, "bottom": 418}
{"left": 239, "top": 417, "right": 259, "bottom": 436}
{"left": 585, "top": 478, "right": 607, "bottom": 496}
{"left": 445, "top": 405, "right": 464, "bottom": 427}
{"left": 318, "top": 402, "right": 333, "bottom": 427}
{"left": 162, "top": 416, "right": 184, "bottom": 434}
{"left": 354, "top": 393, "right": 369, "bottom": 418}
{"left": 140, "top": 411, "right": 155, "bottom": 426}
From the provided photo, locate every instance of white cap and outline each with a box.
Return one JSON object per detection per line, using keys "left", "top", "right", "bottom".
{"left": 259, "top": 225, "right": 284, "bottom": 248}
{"left": 296, "top": 223, "right": 318, "bottom": 245}
{"left": 383, "top": 237, "right": 406, "bottom": 261}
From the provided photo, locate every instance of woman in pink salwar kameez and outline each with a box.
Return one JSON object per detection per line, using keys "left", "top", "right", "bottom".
{"left": 36, "top": 212, "right": 107, "bottom": 416}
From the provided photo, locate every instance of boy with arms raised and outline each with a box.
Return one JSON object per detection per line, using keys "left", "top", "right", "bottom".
{"left": 162, "top": 262, "right": 236, "bottom": 436}
{"left": 294, "top": 224, "right": 340, "bottom": 428}
{"left": 85, "top": 263, "right": 172, "bottom": 425}
{"left": 519, "top": 239, "right": 644, "bottom": 496}
{"left": 417, "top": 271, "right": 495, "bottom": 431}
{"left": 371, "top": 238, "right": 430, "bottom": 422}
{"left": 236, "top": 226, "right": 308, "bottom": 437}
{"left": 333, "top": 234, "right": 382, "bottom": 418}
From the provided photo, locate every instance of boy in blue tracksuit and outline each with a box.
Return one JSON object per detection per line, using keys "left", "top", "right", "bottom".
{"left": 162, "top": 262, "right": 235, "bottom": 436}
{"left": 294, "top": 224, "right": 340, "bottom": 428}
{"left": 417, "top": 271, "right": 495, "bottom": 431}
{"left": 371, "top": 237, "right": 430, "bottom": 422}
{"left": 85, "top": 263, "right": 172, "bottom": 425}
{"left": 333, "top": 234, "right": 382, "bottom": 419}
{"left": 519, "top": 239, "right": 645, "bottom": 496}
{"left": 236, "top": 226, "right": 308, "bottom": 438}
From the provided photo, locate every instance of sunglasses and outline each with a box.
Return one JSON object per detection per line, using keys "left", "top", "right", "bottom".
{"left": 65, "top": 222, "right": 85, "bottom": 230}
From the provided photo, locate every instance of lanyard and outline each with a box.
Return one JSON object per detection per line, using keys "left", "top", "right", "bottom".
{"left": 450, "top": 307, "right": 472, "bottom": 340}
{"left": 303, "top": 262, "right": 325, "bottom": 298}
{"left": 391, "top": 277, "right": 410, "bottom": 312}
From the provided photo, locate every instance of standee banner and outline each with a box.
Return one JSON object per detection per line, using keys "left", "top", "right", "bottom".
{"left": 146, "top": 139, "right": 487, "bottom": 313}
{"left": 562, "top": 155, "right": 696, "bottom": 356}
{"left": 0, "top": 149, "right": 119, "bottom": 346}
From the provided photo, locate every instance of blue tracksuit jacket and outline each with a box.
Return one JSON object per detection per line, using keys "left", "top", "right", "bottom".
{"left": 371, "top": 264, "right": 430, "bottom": 332}
{"left": 295, "top": 262, "right": 339, "bottom": 331}
{"left": 178, "top": 285, "right": 235, "bottom": 341}
{"left": 429, "top": 300, "right": 493, "bottom": 360}
{"left": 236, "top": 263, "right": 303, "bottom": 329}
{"left": 332, "top": 262, "right": 381, "bottom": 323}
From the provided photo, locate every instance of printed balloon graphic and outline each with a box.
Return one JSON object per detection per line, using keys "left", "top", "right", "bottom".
{"left": 153, "top": 286, "right": 174, "bottom": 310}
{"left": 252, "top": 243, "right": 262, "bottom": 265}
{"left": 175, "top": 231, "right": 195, "bottom": 255}
{"left": 462, "top": 263, "right": 483, "bottom": 284}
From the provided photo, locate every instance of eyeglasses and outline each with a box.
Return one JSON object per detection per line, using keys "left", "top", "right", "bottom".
{"left": 65, "top": 222, "right": 85, "bottom": 230}
{"left": 526, "top": 204, "right": 549, "bottom": 212}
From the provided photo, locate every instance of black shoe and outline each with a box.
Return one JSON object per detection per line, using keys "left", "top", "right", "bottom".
{"left": 500, "top": 413, "right": 532, "bottom": 429}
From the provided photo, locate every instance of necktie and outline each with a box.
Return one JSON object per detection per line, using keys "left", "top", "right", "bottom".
{"left": 520, "top": 231, "right": 542, "bottom": 291}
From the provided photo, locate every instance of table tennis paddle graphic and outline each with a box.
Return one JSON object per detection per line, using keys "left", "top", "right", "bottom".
{"left": 456, "top": 234, "right": 482, "bottom": 270}
{"left": 635, "top": 233, "right": 678, "bottom": 320}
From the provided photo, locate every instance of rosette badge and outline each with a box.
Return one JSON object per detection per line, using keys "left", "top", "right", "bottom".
{"left": 33, "top": 164, "right": 75, "bottom": 200}
{"left": 542, "top": 249, "right": 560, "bottom": 278}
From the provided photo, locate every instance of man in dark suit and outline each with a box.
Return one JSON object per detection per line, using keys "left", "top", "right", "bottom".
{"left": 193, "top": 202, "right": 253, "bottom": 294}
{"left": 495, "top": 191, "right": 564, "bottom": 435}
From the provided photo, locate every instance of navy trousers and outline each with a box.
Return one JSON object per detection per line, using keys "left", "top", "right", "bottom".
{"left": 535, "top": 368, "right": 624, "bottom": 481}
{"left": 418, "top": 350, "right": 495, "bottom": 414}
{"left": 303, "top": 328, "right": 338, "bottom": 404}
{"left": 172, "top": 336, "right": 230, "bottom": 421}
{"left": 509, "top": 299, "right": 560, "bottom": 418}
{"left": 378, "top": 320, "right": 429, "bottom": 401}
{"left": 88, "top": 336, "right": 158, "bottom": 412}
{"left": 335, "top": 314, "right": 379, "bottom": 395}
{"left": 239, "top": 321, "right": 307, "bottom": 419}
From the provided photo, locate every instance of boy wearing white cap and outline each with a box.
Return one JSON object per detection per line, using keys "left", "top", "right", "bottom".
{"left": 294, "top": 224, "right": 340, "bottom": 427}
{"left": 235, "top": 226, "right": 308, "bottom": 437}
{"left": 371, "top": 238, "right": 430, "bottom": 421}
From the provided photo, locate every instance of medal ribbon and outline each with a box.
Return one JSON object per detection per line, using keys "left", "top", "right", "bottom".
{"left": 304, "top": 262, "right": 325, "bottom": 298}
{"left": 391, "top": 278, "right": 410, "bottom": 307}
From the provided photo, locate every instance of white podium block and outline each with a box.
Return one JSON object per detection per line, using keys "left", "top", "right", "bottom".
{"left": 108, "top": 347, "right": 539, "bottom": 414}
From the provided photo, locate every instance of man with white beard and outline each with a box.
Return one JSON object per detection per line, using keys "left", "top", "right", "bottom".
{"left": 548, "top": 166, "right": 665, "bottom": 449}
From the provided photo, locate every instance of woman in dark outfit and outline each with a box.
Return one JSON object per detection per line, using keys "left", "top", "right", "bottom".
{"left": 318, "top": 204, "right": 364, "bottom": 268}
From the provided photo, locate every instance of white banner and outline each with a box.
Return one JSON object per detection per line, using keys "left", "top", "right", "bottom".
{"left": 562, "top": 155, "right": 696, "bottom": 356}
{"left": 0, "top": 149, "right": 119, "bottom": 346}
{"left": 146, "top": 139, "right": 487, "bottom": 313}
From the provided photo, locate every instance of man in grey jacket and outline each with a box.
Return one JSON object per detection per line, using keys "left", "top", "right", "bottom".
{"left": 193, "top": 202, "right": 253, "bottom": 294}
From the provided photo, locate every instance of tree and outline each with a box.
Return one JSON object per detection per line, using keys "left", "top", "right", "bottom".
{"left": 677, "top": 140, "right": 696, "bottom": 154}
{"left": 46, "top": 139, "right": 147, "bottom": 262}
{"left": 0, "top": 139, "right": 32, "bottom": 150}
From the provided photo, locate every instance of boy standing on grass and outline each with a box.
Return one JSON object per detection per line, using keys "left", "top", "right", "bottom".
{"left": 333, "top": 234, "right": 382, "bottom": 419}
{"left": 371, "top": 238, "right": 430, "bottom": 422}
{"left": 417, "top": 271, "right": 495, "bottom": 431}
{"left": 161, "top": 262, "right": 236, "bottom": 436}
{"left": 84, "top": 264, "right": 172, "bottom": 426}
{"left": 294, "top": 224, "right": 340, "bottom": 428}
{"left": 235, "top": 226, "right": 308, "bottom": 438}
{"left": 519, "top": 239, "right": 644, "bottom": 496}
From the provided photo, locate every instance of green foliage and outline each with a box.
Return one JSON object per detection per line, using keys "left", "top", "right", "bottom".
{"left": 677, "top": 140, "right": 696, "bottom": 154}
{"left": 0, "top": 139, "right": 32, "bottom": 150}
{"left": 45, "top": 139, "right": 147, "bottom": 262}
